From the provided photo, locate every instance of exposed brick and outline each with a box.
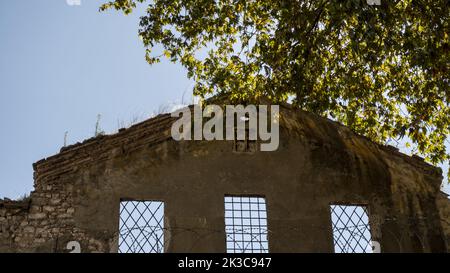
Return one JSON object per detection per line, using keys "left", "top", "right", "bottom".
{"left": 0, "top": 103, "right": 448, "bottom": 253}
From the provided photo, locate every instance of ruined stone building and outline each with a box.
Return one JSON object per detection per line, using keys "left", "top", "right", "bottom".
{"left": 1, "top": 102, "right": 449, "bottom": 253}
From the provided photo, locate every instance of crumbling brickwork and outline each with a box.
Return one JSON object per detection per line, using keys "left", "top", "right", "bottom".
{"left": 0, "top": 103, "right": 449, "bottom": 252}
{"left": 0, "top": 199, "right": 29, "bottom": 252}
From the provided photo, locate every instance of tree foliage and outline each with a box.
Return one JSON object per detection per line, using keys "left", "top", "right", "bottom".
{"left": 100, "top": 0, "right": 449, "bottom": 166}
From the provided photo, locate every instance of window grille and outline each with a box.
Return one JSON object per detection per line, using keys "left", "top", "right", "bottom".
{"left": 330, "top": 205, "right": 373, "bottom": 253}
{"left": 118, "top": 200, "right": 164, "bottom": 253}
{"left": 224, "top": 196, "right": 269, "bottom": 253}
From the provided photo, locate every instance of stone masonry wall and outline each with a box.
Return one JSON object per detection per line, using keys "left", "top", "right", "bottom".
{"left": 0, "top": 104, "right": 449, "bottom": 253}
{"left": 0, "top": 114, "right": 175, "bottom": 252}
{"left": 0, "top": 199, "right": 29, "bottom": 252}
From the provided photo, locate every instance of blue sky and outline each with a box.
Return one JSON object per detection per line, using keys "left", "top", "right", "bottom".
{"left": 0, "top": 0, "right": 192, "bottom": 198}
{"left": 0, "top": 1, "right": 448, "bottom": 199}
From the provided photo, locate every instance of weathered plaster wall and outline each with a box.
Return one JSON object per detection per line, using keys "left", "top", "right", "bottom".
{"left": 0, "top": 105, "right": 448, "bottom": 252}
{"left": 437, "top": 192, "right": 450, "bottom": 250}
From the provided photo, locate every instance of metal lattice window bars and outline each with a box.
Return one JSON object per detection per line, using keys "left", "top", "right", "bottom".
{"left": 118, "top": 200, "right": 374, "bottom": 253}
{"left": 330, "top": 204, "right": 373, "bottom": 253}
{"left": 118, "top": 200, "right": 165, "bottom": 253}
{"left": 224, "top": 196, "right": 269, "bottom": 253}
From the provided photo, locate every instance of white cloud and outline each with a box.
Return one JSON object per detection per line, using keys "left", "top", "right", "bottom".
{"left": 66, "top": 0, "right": 81, "bottom": 6}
